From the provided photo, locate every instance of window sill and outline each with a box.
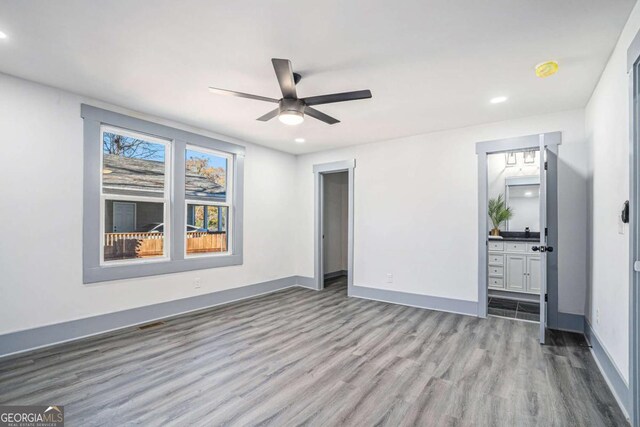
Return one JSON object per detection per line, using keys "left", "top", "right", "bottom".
{"left": 84, "top": 253, "right": 242, "bottom": 284}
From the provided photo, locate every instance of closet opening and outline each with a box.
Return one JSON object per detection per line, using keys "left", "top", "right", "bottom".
{"left": 321, "top": 171, "right": 349, "bottom": 294}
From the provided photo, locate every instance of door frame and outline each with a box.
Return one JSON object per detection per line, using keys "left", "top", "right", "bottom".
{"left": 628, "top": 39, "right": 640, "bottom": 427}
{"left": 475, "top": 132, "right": 561, "bottom": 320}
{"left": 112, "top": 201, "right": 137, "bottom": 232}
{"left": 313, "top": 160, "right": 355, "bottom": 293}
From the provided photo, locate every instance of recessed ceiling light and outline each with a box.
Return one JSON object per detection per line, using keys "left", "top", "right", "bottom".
{"left": 490, "top": 96, "right": 508, "bottom": 104}
{"left": 294, "top": 138, "right": 305, "bottom": 143}
{"left": 0, "top": 31, "right": 7, "bottom": 39}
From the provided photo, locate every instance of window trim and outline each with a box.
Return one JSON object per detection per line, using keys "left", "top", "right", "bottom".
{"left": 82, "top": 104, "right": 245, "bottom": 283}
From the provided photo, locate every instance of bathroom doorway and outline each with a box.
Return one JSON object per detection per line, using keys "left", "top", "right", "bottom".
{"left": 476, "top": 133, "right": 560, "bottom": 344}
{"left": 486, "top": 149, "right": 542, "bottom": 322}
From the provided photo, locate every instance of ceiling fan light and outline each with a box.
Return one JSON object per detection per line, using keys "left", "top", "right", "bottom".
{"left": 278, "top": 111, "right": 304, "bottom": 125}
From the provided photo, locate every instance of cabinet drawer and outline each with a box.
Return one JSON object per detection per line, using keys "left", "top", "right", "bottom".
{"left": 488, "top": 253, "right": 504, "bottom": 266}
{"left": 488, "top": 277, "right": 504, "bottom": 289}
{"left": 488, "top": 241, "right": 504, "bottom": 251}
{"left": 504, "top": 242, "right": 526, "bottom": 252}
{"left": 488, "top": 266, "right": 504, "bottom": 277}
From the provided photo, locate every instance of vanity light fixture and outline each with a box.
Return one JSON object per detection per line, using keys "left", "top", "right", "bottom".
{"left": 523, "top": 150, "right": 536, "bottom": 164}
{"left": 505, "top": 152, "right": 517, "bottom": 166}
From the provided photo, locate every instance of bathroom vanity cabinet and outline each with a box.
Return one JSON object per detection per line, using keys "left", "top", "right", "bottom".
{"left": 488, "top": 239, "right": 540, "bottom": 294}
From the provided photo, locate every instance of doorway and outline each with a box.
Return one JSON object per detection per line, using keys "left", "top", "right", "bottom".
{"left": 476, "top": 133, "right": 560, "bottom": 344}
{"left": 628, "top": 45, "right": 640, "bottom": 427}
{"left": 322, "top": 172, "right": 348, "bottom": 292}
{"left": 113, "top": 202, "right": 136, "bottom": 232}
{"left": 486, "top": 150, "right": 542, "bottom": 323}
{"left": 314, "top": 160, "right": 355, "bottom": 294}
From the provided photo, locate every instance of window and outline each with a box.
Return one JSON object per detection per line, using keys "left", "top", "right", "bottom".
{"left": 101, "top": 127, "right": 170, "bottom": 263}
{"left": 82, "top": 105, "right": 244, "bottom": 283}
{"left": 185, "top": 147, "right": 232, "bottom": 256}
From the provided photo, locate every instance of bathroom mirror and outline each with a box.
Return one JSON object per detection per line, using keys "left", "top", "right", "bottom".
{"left": 505, "top": 175, "right": 540, "bottom": 231}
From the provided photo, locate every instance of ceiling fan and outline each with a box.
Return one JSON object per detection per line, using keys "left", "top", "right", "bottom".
{"left": 208, "top": 58, "right": 372, "bottom": 125}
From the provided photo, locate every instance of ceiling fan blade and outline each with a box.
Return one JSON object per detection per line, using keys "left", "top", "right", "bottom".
{"left": 303, "top": 89, "right": 372, "bottom": 106}
{"left": 304, "top": 106, "right": 340, "bottom": 125}
{"left": 272, "top": 58, "right": 298, "bottom": 99}
{"left": 208, "top": 87, "right": 279, "bottom": 103}
{"left": 256, "top": 108, "right": 280, "bottom": 122}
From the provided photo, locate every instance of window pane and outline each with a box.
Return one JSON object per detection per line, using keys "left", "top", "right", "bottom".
{"left": 102, "top": 130, "right": 166, "bottom": 197}
{"left": 185, "top": 149, "right": 227, "bottom": 201}
{"left": 186, "top": 204, "right": 228, "bottom": 254}
{"left": 104, "top": 200, "right": 165, "bottom": 261}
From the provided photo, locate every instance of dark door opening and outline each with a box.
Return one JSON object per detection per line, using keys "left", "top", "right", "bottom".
{"left": 322, "top": 171, "right": 348, "bottom": 293}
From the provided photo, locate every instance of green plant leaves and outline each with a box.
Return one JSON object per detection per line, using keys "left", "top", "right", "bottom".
{"left": 488, "top": 194, "right": 513, "bottom": 229}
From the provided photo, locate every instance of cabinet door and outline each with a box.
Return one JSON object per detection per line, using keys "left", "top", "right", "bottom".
{"left": 527, "top": 256, "right": 541, "bottom": 293}
{"left": 505, "top": 254, "right": 526, "bottom": 291}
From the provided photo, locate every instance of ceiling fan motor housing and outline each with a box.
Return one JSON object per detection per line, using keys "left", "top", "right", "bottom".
{"left": 279, "top": 98, "right": 305, "bottom": 117}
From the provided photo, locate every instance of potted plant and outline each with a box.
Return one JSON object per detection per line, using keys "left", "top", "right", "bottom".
{"left": 488, "top": 194, "right": 513, "bottom": 236}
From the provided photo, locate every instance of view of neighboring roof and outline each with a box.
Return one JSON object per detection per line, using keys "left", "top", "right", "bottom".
{"left": 103, "top": 154, "right": 225, "bottom": 198}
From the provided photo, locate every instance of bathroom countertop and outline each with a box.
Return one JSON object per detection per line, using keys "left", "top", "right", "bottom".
{"left": 488, "top": 231, "right": 540, "bottom": 243}
{"left": 492, "top": 236, "right": 540, "bottom": 242}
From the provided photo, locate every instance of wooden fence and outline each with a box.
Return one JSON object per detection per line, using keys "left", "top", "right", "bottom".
{"left": 186, "top": 231, "right": 228, "bottom": 254}
{"left": 104, "top": 231, "right": 227, "bottom": 260}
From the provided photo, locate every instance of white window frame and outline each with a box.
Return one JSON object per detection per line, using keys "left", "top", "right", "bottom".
{"left": 82, "top": 104, "right": 245, "bottom": 284}
{"left": 99, "top": 125, "right": 172, "bottom": 267}
{"left": 184, "top": 145, "right": 234, "bottom": 258}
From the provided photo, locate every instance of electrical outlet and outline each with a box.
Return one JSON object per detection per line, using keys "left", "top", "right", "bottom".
{"left": 386, "top": 274, "right": 393, "bottom": 284}
{"left": 194, "top": 277, "right": 201, "bottom": 289}
{"left": 596, "top": 308, "right": 600, "bottom": 325}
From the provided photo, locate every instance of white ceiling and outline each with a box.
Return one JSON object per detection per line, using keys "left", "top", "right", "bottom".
{"left": 0, "top": 0, "right": 635, "bottom": 154}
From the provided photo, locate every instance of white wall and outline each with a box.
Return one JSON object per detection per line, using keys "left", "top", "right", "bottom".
{"left": 323, "top": 172, "right": 348, "bottom": 274}
{"left": 0, "top": 73, "right": 298, "bottom": 335}
{"left": 295, "top": 109, "right": 588, "bottom": 313}
{"left": 585, "top": 1, "right": 640, "bottom": 384}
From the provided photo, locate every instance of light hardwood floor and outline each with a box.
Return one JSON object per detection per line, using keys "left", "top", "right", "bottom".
{"left": 0, "top": 278, "right": 629, "bottom": 426}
